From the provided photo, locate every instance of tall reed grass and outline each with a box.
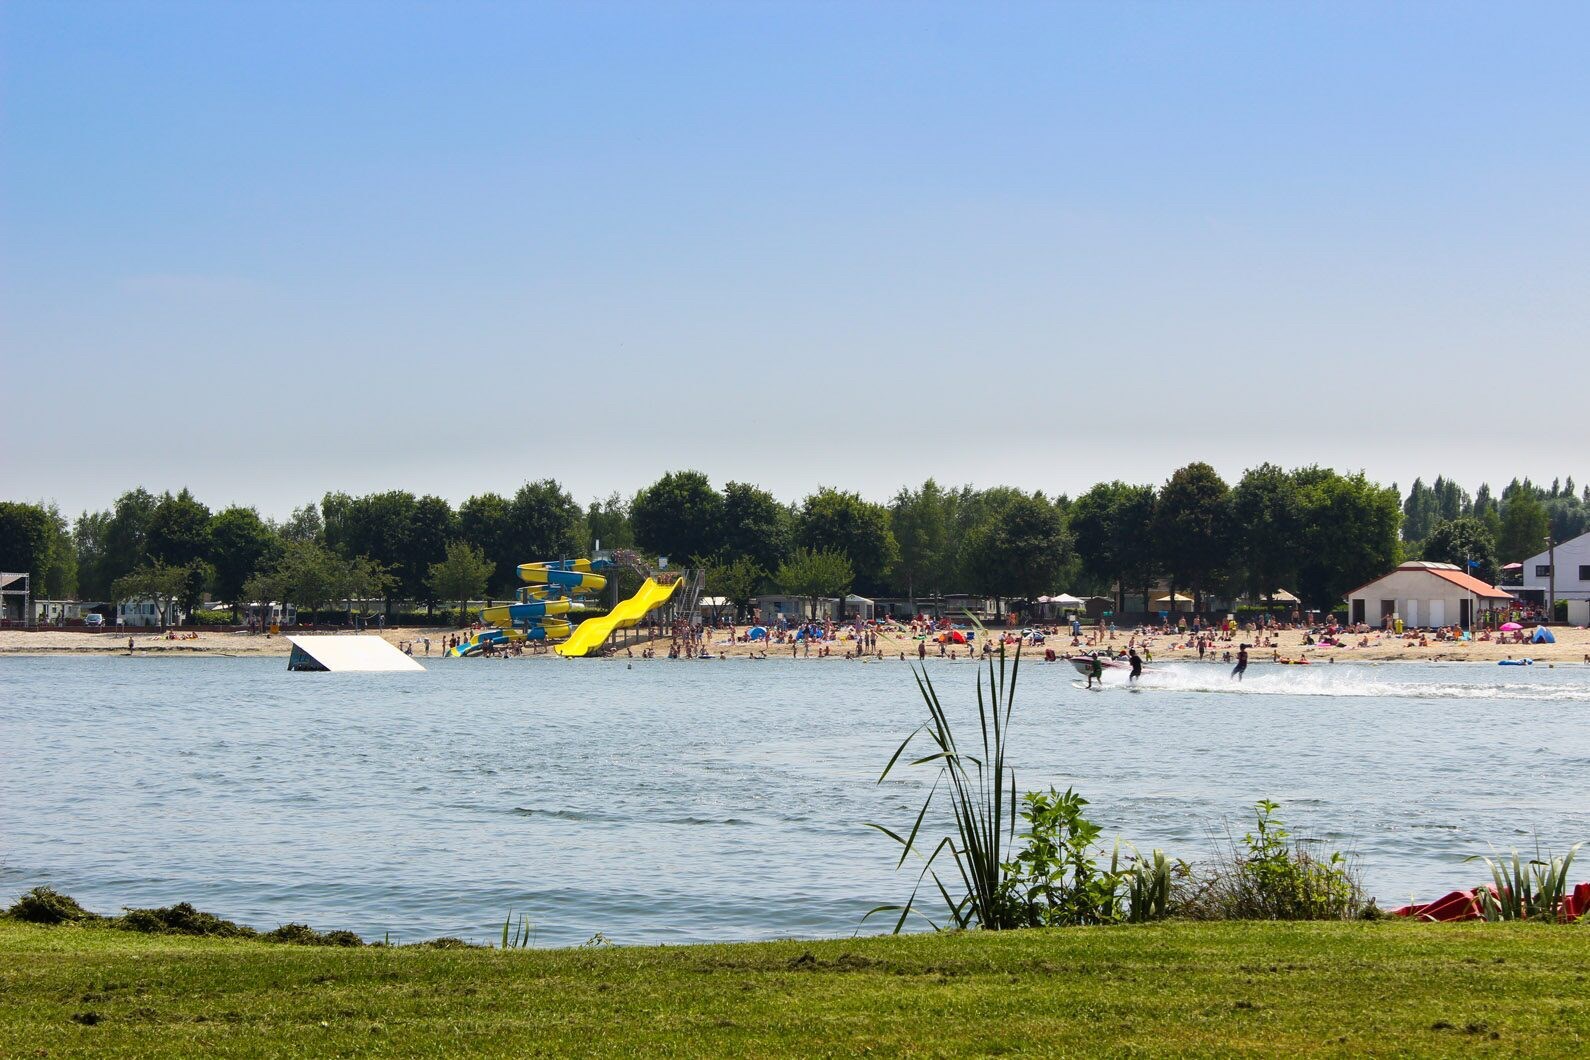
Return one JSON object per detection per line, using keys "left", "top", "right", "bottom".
{"left": 866, "top": 644, "right": 1023, "bottom": 931}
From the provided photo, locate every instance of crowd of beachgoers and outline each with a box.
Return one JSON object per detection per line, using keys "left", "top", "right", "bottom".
{"left": 3, "top": 615, "right": 1588, "bottom": 664}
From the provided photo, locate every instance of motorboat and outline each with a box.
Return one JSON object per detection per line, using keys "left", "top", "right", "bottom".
{"left": 1068, "top": 654, "right": 1131, "bottom": 677}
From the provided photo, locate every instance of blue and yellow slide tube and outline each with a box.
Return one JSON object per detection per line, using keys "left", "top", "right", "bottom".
{"left": 449, "top": 618, "right": 576, "bottom": 656}
{"left": 479, "top": 598, "right": 578, "bottom": 627}
{"left": 517, "top": 560, "right": 608, "bottom": 593}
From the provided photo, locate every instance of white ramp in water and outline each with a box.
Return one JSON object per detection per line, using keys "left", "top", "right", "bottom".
{"left": 286, "top": 635, "right": 425, "bottom": 672}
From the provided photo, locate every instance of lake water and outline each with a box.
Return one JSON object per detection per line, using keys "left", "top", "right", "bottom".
{"left": 2, "top": 655, "right": 1587, "bottom": 947}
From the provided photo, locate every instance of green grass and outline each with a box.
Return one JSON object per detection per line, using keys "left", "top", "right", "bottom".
{"left": 3, "top": 920, "right": 1587, "bottom": 1056}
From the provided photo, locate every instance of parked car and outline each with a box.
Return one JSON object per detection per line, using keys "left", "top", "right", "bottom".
{"left": 84, "top": 613, "right": 105, "bottom": 628}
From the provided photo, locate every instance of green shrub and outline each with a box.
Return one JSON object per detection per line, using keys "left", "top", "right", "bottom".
{"left": 5, "top": 889, "right": 391, "bottom": 945}
{"left": 1181, "top": 800, "right": 1363, "bottom": 920}
{"left": 866, "top": 646, "right": 1180, "bottom": 932}
{"left": 262, "top": 922, "right": 365, "bottom": 946}
{"left": 1469, "top": 844, "right": 1581, "bottom": 922}
{"left": 1000, "top": 790, "right": 1179, "bottom": 926}
{"left": 1003, "top": 787, "right": 1124, "bottom": 926}
{"left": 112, "top": 902, "right": 257, "bottom": 938}
{"left": 4, "top": 887, "right": 101, "bottom": 925}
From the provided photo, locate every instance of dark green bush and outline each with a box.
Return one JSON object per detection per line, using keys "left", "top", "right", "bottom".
{"left": 112, "top": 902, "right": 257, "bottom": 938}
{"left": 1179, "top": 800, "right": 1363, "bottom": 921}
{"left": 262, "top": 922, "right": 365, "bottom": 946}
{"left": 4, "top": 887, "right": 101, "bottom": 925}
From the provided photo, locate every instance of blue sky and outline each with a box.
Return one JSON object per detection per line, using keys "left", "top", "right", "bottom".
{"left": 3, "top": 2, "right": 1586, "bottom": 518}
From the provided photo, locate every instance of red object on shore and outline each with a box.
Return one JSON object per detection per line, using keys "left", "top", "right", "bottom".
{"left": 1392, "top": 889, "right": 1485, "bottom": 921}
{"left": 1563, "top": 882, "right": 1590, "bottom": 921}
{"left": 1393, "top": 882, "right": 1590, "bottom": 922}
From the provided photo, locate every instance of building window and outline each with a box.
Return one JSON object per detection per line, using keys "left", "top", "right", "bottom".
{"left": 1580, "top": 565, "right": 1590, "bottom": 582}
{"left": 1535, "top": 565, "right": 1552, "bottom": 577}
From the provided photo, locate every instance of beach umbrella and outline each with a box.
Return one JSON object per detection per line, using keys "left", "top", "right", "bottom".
{"left": 1499, "top": 622, "right": 1522, "bottom": 631}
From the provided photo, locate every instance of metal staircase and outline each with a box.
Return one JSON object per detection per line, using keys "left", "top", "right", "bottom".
{"left": 673, "top": 568, "right": 707, "bottom": 627}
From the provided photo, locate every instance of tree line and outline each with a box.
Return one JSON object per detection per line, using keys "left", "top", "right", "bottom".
{"left": 0, "top": 465, "right": 1582, "bottom": 623}
{"left": 1398, "top": 475, "right": 1589, "bottom": 586}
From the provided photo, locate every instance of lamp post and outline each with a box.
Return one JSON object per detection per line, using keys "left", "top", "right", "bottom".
{"left": 1546, "top": 534, "right": 1556, "bottom": 623}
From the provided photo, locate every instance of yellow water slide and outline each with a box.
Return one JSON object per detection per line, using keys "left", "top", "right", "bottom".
{"left": 554, "top": 576, "right": 683, "bottom": 657}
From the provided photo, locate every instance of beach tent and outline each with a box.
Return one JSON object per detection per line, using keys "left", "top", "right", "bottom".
{"left": 747, "top": 625, "right": 767, "bottom": 640}
{"left": 1531, "top": 626, "right": 1556, "bottom": 644}
{"left": 1050, "top": 593, "right": 1085, "bottom": 608}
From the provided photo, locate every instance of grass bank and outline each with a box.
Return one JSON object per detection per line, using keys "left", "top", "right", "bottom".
{"left": 3, "top": 919, "right": 1587, "bottom": 1056}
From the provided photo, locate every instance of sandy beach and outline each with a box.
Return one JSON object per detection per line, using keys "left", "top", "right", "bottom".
{"left": 4, "top": 623, "right": 1588, "bottom": 665}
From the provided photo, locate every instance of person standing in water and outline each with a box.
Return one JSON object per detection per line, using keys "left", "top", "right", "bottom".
{"left": 1128, "top": 647, "right": 1142, "bottom": 683}
{"left": 1232, "top": 644, "right": 1249, "bottom": 681}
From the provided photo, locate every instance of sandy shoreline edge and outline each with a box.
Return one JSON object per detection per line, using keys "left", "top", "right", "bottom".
{"left": 4, "top": 625, "right": 1588, "bottom": 664}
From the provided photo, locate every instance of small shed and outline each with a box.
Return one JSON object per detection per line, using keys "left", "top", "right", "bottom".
{"left": 844, "top": 594, "right": 875, "bottom": 621}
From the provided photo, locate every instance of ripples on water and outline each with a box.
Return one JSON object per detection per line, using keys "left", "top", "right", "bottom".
{"left": 1, "top": 655, "right": 1586, "bottom": 946}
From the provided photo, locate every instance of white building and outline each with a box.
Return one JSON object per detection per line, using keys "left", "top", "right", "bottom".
{"left": 240, "top": 600, "right": 298, "bottom": 628}
{"left": 117, "top": 597, "right": 187, "bottom": 628}
{"left": 844, "top": 594, "right": 876, "bottom": 621}
{"left": 1345, "top": 561, "right": 1513, "bottom": 629}
{"left": 1517, "top": 530, "right": 1590, "bottom": 607}
{"left": 32, "top": 599, "right": 85, "bottom": 624}
{"left": 752, "top": 594, "right": 840, "bottom": 622}
{"left": 698, "top": 596, "right": 736, "bottom": 623}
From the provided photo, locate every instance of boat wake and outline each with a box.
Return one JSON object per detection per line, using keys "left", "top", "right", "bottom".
{"left": 1100, "top": 663, "right": 1590, "bottom": 701}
